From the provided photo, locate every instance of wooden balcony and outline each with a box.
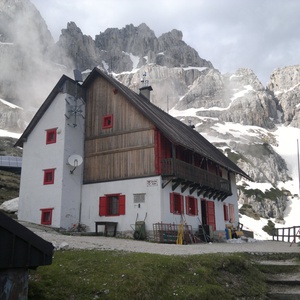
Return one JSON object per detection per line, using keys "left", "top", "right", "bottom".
{"left": 161, "top": 158, "right": 232, "bottom": 201}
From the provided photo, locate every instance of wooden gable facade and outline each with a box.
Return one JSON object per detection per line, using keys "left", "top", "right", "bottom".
{"left": 84, "top": 76, "right": 157, "bottom": 183}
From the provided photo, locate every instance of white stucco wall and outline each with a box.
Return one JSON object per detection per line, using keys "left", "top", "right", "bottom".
{"left": 18, "top": 93, "right": 67, "bottom": 226}
{"left": 18, "top": 89, "right": 85, "bottom": 230}
{"left": 80, "top": 173, "right": 239, "bottom": 235}
{"left": 81, "top": 176, "right": 162, "bottom": 233}
{"left": 60, "top": 95, "right": 85, "bottom": 230}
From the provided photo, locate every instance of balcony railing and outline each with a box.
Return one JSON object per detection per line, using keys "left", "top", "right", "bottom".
{"left": 161, "top": 158, "right": 231, "bottom": 194}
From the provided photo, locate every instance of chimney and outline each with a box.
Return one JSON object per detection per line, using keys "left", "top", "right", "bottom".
{"left": 139, "top": 85, "right": 153, "bottom": 101}
{"left": 139, "top": 71, "right": 153, "bottom": 101}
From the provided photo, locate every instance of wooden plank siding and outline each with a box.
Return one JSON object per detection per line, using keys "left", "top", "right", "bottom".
{"left": 84, "top": 77, "right": 156, "bottom": 183}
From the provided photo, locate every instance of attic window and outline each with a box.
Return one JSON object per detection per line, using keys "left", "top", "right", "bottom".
{"left": 102, "top": 114, "right": 113, "bottom": 129}
{"left": 46, "top": 128, "right": 57, "bottom": 144}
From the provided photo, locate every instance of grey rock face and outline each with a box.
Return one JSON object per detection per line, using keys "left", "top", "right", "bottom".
{"left": 117, "top": 64, "right": 207, "bottom": 109}
{"left": 0, "top": 0, "right": 63, "bottom": 107}
{"left": 0, "top": 101, "right": 28, "bottom": 133}
{"left": 175, "top": 68, "right": 278, "bottom": 129}
{"left": 267, "top": 65, "right": 300, "bottom": 127}
{"left": 57, "top": 22, "right": 100, "bottom": 70}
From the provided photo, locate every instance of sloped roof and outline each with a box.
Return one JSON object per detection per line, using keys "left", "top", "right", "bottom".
{"left": 0, "top": 211, "right": 53, "bottom": 269}
{"left": 15, "top": 67, "right": 251, "bottom": 180}
{"left": 83, "top": 68, "right": 251, "bottom": 180}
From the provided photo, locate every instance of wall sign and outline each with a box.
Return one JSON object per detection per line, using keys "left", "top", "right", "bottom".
{"left": 147, "top": 179, "right": 158, "bottom": 187}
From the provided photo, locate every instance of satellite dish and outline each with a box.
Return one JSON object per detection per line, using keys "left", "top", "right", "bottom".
{"left": 68, "top": 154, "right": 83, "bottom": 167}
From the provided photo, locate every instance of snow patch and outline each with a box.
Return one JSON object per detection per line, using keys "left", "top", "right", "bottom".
{"left": 0, "top": 129, "right": 21, "bottom": 138}
{"left": 0, "top": 197, "right": 18, "bottom": 213}
{"left": 0, "top": 98, "right": 22, "bottom": 109}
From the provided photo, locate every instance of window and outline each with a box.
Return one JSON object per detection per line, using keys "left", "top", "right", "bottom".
{"left": 99, "top": 194, "right": 125, "bottom": 216}
{"left": 40, "top": 208, "right": 53, "bottom": 225}
{"left": 102, "top": 114, "right": 113, "bottom": 129}
{"left": 43, "top": 169, "right": 55, "bottom": 185}
{"left": 170, "top": 193, "right": 184, "bottom": 214}
{"left": 223, "top": 204, "right": 229, "bottom": 221}
{"left": 185, "top": 196, "right": 198, "bottom": 216}
{"left": 46, "top": 128, "right": 57, "bottom": 144}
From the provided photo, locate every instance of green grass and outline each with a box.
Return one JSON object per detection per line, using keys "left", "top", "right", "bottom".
{"left": 0, "top": 170, "right": 20, "bottom": 204}
{"left": 28, "top": 250, "right": 268, "bottom": 300}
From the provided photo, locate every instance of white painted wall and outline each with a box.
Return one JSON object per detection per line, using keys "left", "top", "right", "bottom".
{"left": 18, "top": 93, "right": 67, "bottom": 227}
{"left": 60, "top": 94, "right": 85, "bottom": 230}
{"left": 80, "top": 172, "right": 239, "bottom": 235}
{"left": 18, "top": 88, "right": 85, "bottom": 230}
{"left": 81, "top": 176, "right": 162, "bottom": 233}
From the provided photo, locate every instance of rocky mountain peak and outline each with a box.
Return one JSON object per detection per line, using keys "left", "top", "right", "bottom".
{"left": 0, "top": 0, "right": 54, "bottom": 50}
{"left": 267, "top": 65, "right": 300, "bottom": 127}
{"left": 0, "top": 0, "right": 63, "bottom": 109}
{"left": 268, "top": 65, "right": 300, "bottom": 93}
{"left": 228, "top": 68, "right": 265, "bottom": 91}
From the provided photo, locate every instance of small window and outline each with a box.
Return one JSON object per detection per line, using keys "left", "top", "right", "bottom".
{"left": 43, "top": 169, "right": 55, "bottom": 185}
{"left": 102, "top": 115, "right": 113, "bottom": 129}
{"left": 99, "top": 194, "right": 125, "bottom": 216}
{"left": 185, "top": 196, "right": 198, "bottom": 216}
{"left": 40, "top": 208, "right": 53, "bottom": 225}
{"left": 170, "top": 192, "right": 184, "bottom": 214}
{"left": 46, "top": 128, "right": 57, "bottom": 144}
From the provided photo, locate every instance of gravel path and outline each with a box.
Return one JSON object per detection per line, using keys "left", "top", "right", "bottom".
{"left": 21, "top": 221, "right": 300, "bottom": 255}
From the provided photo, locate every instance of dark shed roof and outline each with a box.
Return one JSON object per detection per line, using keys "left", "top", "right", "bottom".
{"left": 0, "top": 211, "right": 54, "bottom": 269}
{"left": 83, "top": 68, "right": 251, "bottom": 180}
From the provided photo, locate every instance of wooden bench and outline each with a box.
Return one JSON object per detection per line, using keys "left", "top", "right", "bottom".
{"left": 95, "top": 221, "right": 118, "bottom": 237}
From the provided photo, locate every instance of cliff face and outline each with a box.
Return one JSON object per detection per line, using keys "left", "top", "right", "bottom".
{"left": 2, "top": 1, "right": 300, "bottom": 222}
{"left": 267, "top": 65, "right": 300, "bottom": 128}
{"left": 0, "top": 0, "right": 65, "bottom": 108}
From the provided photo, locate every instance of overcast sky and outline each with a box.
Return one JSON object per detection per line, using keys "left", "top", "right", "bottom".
{"left": 31, "top": 0, "right": 300, "bottom": 86}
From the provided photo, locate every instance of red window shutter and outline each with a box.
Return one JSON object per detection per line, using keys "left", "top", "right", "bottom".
{"left": 99, "top": 196, "right": 108, "bottom": 216}
{"left": 119, "top": 195, "right": 126, "bottom": 215}
{"left": 180, "top": 195, "right": 184, "bottom": 214}
{"left": 185, "top": 196, "right": 190, "bottom": 215}
{"left": 194, "top": 197, "right": 198, "bottom": 215}
{"left": 170, "top": 193, "right": 175, "bottom": 213}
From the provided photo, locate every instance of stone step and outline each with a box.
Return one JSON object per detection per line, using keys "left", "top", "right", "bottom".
{"left": 267, "top": 283, "right": 300, "bottom": 299}
{"left": 257, "top": 259, "right": 299, "bottom": 266}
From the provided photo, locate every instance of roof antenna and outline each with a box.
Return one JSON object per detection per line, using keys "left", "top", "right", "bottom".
{"left": 64, "top": 66, "right": 84, "bottom": 127}
{"left": 141, "top": 72, "right": 149, "bottom": 87}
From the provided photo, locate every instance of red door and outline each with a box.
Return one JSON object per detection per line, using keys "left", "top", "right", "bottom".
{"left": 206, "top": 201, "right": 216, "bottom": 231}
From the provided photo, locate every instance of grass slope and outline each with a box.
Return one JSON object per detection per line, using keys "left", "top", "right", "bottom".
{"left": 29, "top": 250, "right": 268, "bottom": 300}
{"left": 0, "top": 170, "right": 20, "bottom": 205}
